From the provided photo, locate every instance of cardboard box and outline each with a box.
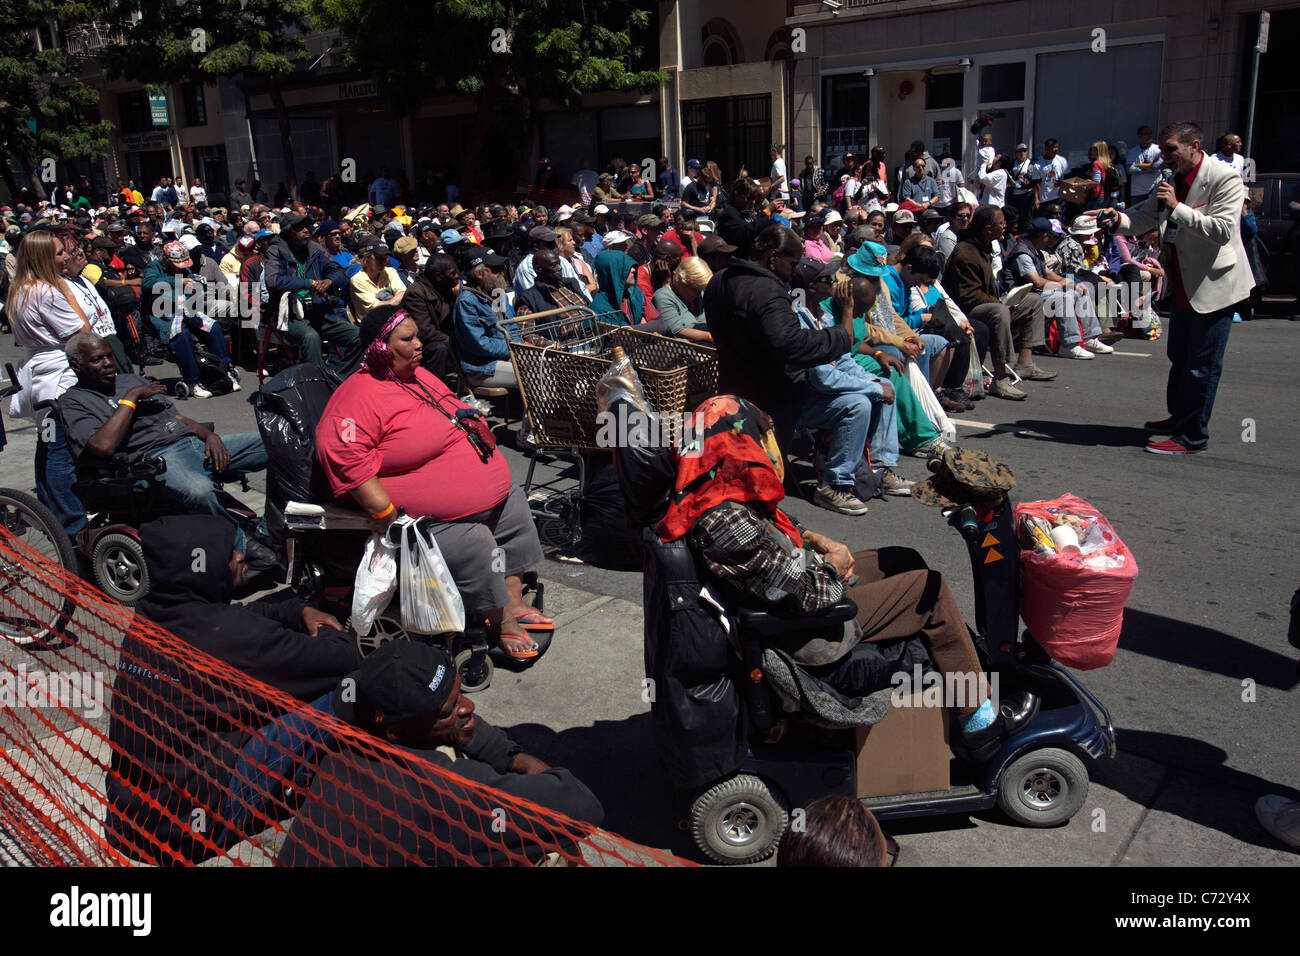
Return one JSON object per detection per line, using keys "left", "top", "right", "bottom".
{"left": 854, "top": 692, "right": 950, "bottom": 798}
{"left": 1057, "top": 176, "right": 1093, "bottom": 206}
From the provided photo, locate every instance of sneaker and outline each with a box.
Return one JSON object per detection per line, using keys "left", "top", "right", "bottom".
{"left": 1145, "top": 437, "right": 1204, "bottom": 455}
{"left": 813, "top": 485, "right": 869, "bottom": 516}
{"left": 945, "top": 388, "right": 975, "bottom": 410}
{"left": 938, "top": 392, "right": 967, "bottom": 413}
{"left": 1143, "top": 416, "right": 1175, "bottom": 432}
{"left": 1098, "top": 330, "right": 1125, "bottom": 345}
{"left": 1013, "top": 362, "right": 1057, "bottom": 381}
{"left": 227, "top": 367, "right": 242, "bottom": 391}
{"left": 1084, "top": 338, "right": 1114, "bottom": 354}
{"left": 877, "top": 468, "right": 916, "bottom": 497}
{"left": 989, "top": 377, "right": 1027, "bottom": 400}
{"left": 1058, "top": 343, "right": 1094, "bottom": 360}
{"left": 191, "top": 383, "right": 214, "bottom": 399}
{"left": 908, "top": 437, "right": 953, "bottom": 459}
{"left": 1255, "top": 795, "right": 1300, "bottom": 849}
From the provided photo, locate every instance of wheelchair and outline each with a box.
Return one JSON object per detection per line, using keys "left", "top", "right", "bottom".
{"left": 253, "top": 363, "right": 547, "bottom": 695}
{"left": 611, "top": 396, "right": 1116, "bottom": 865}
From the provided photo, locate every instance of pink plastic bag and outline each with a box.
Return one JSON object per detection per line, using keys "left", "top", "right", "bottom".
{"left": 1014, "top": 494, "right": 1138, "bottom": 670}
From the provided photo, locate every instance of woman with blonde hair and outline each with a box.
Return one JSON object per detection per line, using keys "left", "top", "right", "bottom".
{"left": 651, "top": 257, "right": 712, "bottom": 341}
{"left": 1087, "top": 140, "right": 1113, "bottom": 212}
{"left": 5, "top": 229, "right": 94, "bottom": 533}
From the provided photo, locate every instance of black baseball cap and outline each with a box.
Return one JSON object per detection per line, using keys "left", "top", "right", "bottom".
{"left": 282, "top": 213, "right": 311, "bottom": 232}
{"left": 465, "top": 249, "right": 508, "bottom": 270}
{"left": 346, "top": 642, "right": 458, "bottom": 728}
{"left": 528, "top": 225, "right": 558, "bottom": 243}
{"left": 792, "top": 255, "right": 839, "bottom": 291}
{"left": 91, "top": 236, "right": 119, "bottom": 251}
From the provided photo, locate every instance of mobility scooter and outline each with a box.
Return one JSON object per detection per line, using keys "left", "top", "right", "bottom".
{"left": 614, "top": 395, "right": 1117, "bottom": 864}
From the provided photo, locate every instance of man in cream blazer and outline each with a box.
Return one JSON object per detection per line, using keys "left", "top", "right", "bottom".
{"left": 1089, "top": 121, "right": 1254, "bottom": 455}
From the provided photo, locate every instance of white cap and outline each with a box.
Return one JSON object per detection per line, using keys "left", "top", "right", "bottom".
{"left": 823, "top": 210, "right": 843, "bottom": 225}
{"left": 602, "top": 230, "right": 632, "bottom": 245}
{"left": 179, "top": 234, "right": 201, "bottom": 250}
{"left": 593, "top": 204, "right": 610, "bottom": 215}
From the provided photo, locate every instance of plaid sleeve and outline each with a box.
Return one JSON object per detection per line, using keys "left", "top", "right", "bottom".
{"left": 691, "top": 504, "right": 845, "bottom": 614}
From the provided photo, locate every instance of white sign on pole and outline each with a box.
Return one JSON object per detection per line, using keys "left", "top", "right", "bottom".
{"left": 1257, "top": 11, "right": 1270, "bottom": 53}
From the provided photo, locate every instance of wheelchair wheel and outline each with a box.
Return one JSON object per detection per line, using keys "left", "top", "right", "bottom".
{"left": 92, "top": 532, "right": 150, "bottom": 605}
{"left": 689, "top": 773, "right": 790, "bottom": 865}
{"left": 453, "top": 647, "right": 494, "bottom": 694}
{"left": 996, "top": 747, "right": 1089, "bottom": 827}
{"left": 173, "top": 380, "right": 191, "bottom": 400}
{"left": 354, "top": 607, "right": 409, "bottom": 658}
{"left": 0, "top": 489, "right": 78, "bottom": 645}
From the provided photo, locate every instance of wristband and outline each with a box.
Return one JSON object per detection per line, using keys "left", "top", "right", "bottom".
{"left": 873, "top": 351, "right": 884, "bottom": 361}
{"left": 118, "top": 399, "right": 137, "bottom": 410}
{"left": 370, "top": 502, "right": 396, "bottom": 520}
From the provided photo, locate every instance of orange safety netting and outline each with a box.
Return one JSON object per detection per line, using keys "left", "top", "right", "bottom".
{"left": 0, "top": 526, "right": 689, "bottom": 867}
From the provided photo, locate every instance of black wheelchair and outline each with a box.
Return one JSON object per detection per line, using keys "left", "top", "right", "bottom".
{"left": 611, "top": 395, "right": 1116, "bottom": 864}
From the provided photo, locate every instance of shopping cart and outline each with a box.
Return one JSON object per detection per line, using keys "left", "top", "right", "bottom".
{"left": 509, "top": 307, "right": 717, "bottom": 547}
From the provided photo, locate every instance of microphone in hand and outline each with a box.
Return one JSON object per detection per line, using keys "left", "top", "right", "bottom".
{"left": 1156, "top": 168, "right": 1175, "bottom": 211}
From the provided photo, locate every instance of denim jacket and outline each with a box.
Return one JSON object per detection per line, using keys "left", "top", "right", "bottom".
{"left": 453, "top": 287, "right": 519, "bottom": 376}
{"left": 795, "top": 301, "right": 885, "bottom": 399}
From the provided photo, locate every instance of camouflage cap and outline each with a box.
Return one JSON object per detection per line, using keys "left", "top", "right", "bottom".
{"left": 912, "top": 448, "right": 1016, "bottom": 508}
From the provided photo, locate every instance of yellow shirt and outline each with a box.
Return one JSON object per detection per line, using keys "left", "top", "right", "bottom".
{"left": 220, "top": 251, "right": 242, "bottom": 274}
{"left": 348, "top": 267, "right": 403, "bottom": 323}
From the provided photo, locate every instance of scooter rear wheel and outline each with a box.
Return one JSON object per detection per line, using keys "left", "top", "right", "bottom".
{"left": 689, "top": 773, "right": 790, "bottom": 865}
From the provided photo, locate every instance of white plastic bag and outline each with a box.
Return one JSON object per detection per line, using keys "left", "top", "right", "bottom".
{"left": 399, "top": 519, "right": 465, "bottom": 635}
{"left": 351, "top": 528, "right": 400, "bottom": 637}
{"left": 906, "top": 360, "right": 956, "bottom": 444}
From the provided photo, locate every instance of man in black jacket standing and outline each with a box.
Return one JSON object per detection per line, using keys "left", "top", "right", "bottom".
{"left": 263, "top": 213, "right": 362, "bottom": 375}
{"left": 278, "top": 641, "right": 604, "bottom": 865}
{"left": 704, "top": 225, "right": 854, "bottom": 447}
{"left": 714, "top": 179, "right": 771, "bottom": 260}
{"left": 105, "top": 515, "right": 361, "bottom": 864}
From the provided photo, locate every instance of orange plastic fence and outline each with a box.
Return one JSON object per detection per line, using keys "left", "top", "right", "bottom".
{"left": 0, "top": 527, "right": 690, "bottom": 867}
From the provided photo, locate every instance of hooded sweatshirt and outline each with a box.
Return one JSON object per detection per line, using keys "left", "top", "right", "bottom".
{"left": 106, "top": 515, "right": 360, "bottom": 864}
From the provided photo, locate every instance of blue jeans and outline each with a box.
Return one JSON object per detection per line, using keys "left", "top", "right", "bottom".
{"left": 1166, "top": 303, "right": 1235, "bottom": 448}
{"left": 878, "top": 335, "right": 947, "bottom": 383}
{"left": 797, "top": 391, "right": 874, "bottom": 486}
{"left": 216, "top": 689, "right": 336, "bottom": 845}
{"left": 35, "top": 413, "right": 88, "bottom": 535}
{"left": 150, "top": 314, "right": 232, "bottom": 385}
{"left": 867, "top": 394, "right": 900, "bottom": 468}
{"left": 1043, "top": 287, "right": 1103, "bottom": 344}
{"left": 152, "top": 433, "right": 267, "bottom": 524}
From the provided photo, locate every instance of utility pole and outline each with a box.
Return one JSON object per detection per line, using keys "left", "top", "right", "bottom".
{"left": 1243, "top": 11, "right": 1269, "bottom": 172}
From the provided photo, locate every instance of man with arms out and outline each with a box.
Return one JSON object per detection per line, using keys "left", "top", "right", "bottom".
{"left": 59, "top": 333, "right": 271, "bottom": 552}
{"left": 1089, "top": 121, "right": 1254, "bottom": 454}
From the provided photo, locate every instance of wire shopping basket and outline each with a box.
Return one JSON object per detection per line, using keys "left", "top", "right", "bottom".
{"left": 508, "top": 307, "right": 718, "bottom": 452}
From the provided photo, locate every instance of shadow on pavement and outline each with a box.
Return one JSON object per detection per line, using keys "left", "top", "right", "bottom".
{"left": 1003, "top": 419, "right": 1152, "bottom": 448}
{"left": 1120, "top": 607, "right": 1298, "bottom": 691}
{"left": 501, "top": 715, "right": 697, "bottom": 860}
{"left": 1097, "top": 728, "right": 1300, "bottom": 852}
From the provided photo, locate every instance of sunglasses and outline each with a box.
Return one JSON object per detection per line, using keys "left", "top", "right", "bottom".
{"left": 1159, "top": 144, "right": 1181, "bottom": 155}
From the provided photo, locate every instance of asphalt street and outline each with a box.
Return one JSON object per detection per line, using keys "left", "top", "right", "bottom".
{"left": 1, "top": 314, "right": 1297, "bottom": 865}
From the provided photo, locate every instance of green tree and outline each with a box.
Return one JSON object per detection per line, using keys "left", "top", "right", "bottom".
{"left": 99, "top": 0, "right": 313, "bottom": 195}
{"left": 312, "top": 0, "right": 664, "bottom": 189}
{"left": 0, "top": 0, "right": 114, "bottom": 200}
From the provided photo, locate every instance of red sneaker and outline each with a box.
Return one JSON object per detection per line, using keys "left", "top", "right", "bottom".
{"left": 1143, "top": 416, "right": 1175, "bottom": 431}
{"left": 1145, "top": 438, "right": 1203, "bottom": 455}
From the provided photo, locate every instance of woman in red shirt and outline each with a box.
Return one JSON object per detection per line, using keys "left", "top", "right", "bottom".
{"left": 316, "top": 305, "right": 552, "bottom": 658}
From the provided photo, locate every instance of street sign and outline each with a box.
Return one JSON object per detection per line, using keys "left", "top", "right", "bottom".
{"left": 1257, "top": 11, "right": 1270, "bottom": 52}
{"left": 149, "top": 93, "right": 169, "bottom": 127}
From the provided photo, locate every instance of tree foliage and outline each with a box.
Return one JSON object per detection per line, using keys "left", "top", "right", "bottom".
{"left": 0, "top": 0, "right": 114, "bottom": 189}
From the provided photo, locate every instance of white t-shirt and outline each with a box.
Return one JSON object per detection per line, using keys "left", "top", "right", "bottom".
{"left": 1126, "top": 144, "right": 1162, "bottom": 195}
{"left": 936, "top": 167, "right": 964, "bottom": 205}
{"left": 174, "top": 184, "right": 189, "bottom": 205}
{"left": 771, "top": 157, "right": 789, "bottom": 201}
{"left": 190, "top": 185, "right": 207, "bottom": 205}
{"left": 7, "top": 281, "right": 88, "bottom": 416}
{"left": 978, "top": 145, "right": 996, "bottom": 171}
{"left": 572, "top": 169, "right": 598, "bottom": 204}
{"left": 978, "top": 167, "right": 1008, "bottom": 207}
{"left": 1033, "top": 155, "right": 1070, "bottom": 203}
{"left": 1212, "top": 152, "right": 1246, "bottom": 179}
{"left": 66, "top": 276, "right": 117, "bottom": 338}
